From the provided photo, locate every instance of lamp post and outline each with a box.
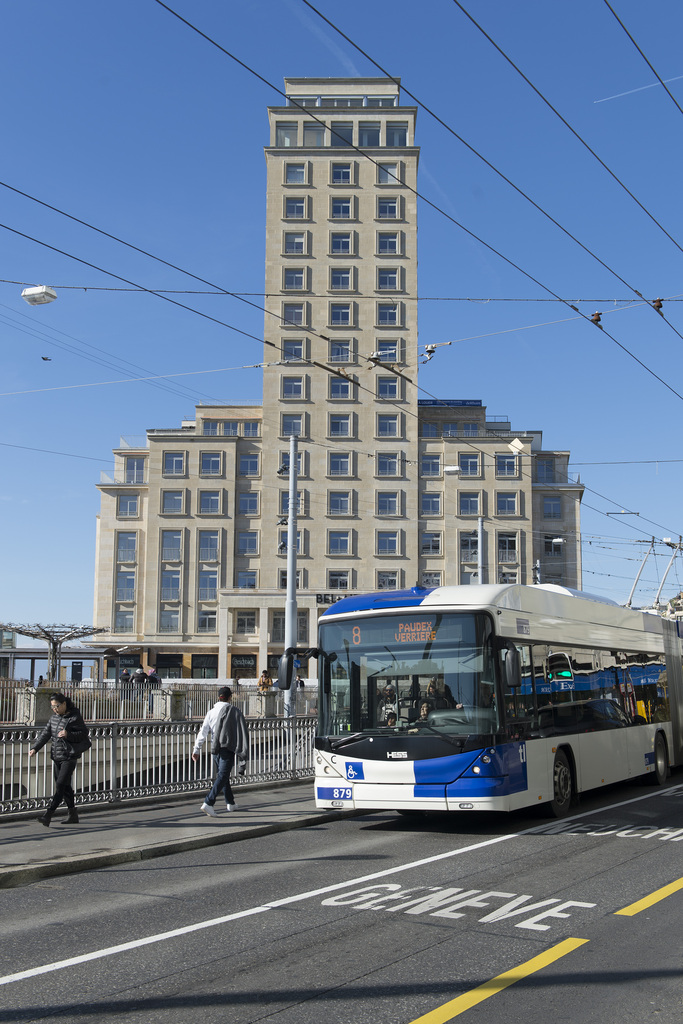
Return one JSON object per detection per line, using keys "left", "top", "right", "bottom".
{"left": 283, "top": 435, "right": 298, "bottom": 718}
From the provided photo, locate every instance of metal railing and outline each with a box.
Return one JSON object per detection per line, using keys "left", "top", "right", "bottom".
{"left": 1, "top": 715, "right": 317, "bottom": 814}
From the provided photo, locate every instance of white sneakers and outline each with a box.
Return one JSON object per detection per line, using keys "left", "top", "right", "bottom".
{"left": 226, "top": 803, "right": 238, "bottom": 812}
{"left": 200, "top": 802, "right": 217, "bottom": 817}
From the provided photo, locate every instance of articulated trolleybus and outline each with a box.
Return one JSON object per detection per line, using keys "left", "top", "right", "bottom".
{"left": 303, "top": 584, "right": 683, "bottom": 818}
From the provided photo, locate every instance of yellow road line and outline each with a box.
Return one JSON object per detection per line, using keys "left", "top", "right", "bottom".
{"left": 407, "top": 937, "right": 589, "bottom": 1024}
{"left": 615, "top": 876, "right": 683, "bottom": 917}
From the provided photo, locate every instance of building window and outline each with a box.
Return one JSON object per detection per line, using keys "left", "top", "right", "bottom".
{"left": 377, "top": 376, "right": 399, "bottom": 399}
{"left": 200, "top": 452, "right": 221, "bottom": 476}
{"left": 116, "top": 571, "right": 135, "bottom": 602}
{"left": 238, "top": 531, "right": 258, "bottom": 555}
{"left": 278, "top": 528, "right": 302, "bottom": 554}
{"left": 198, "top": 531, "right": 219, "bottom": 560}
{"left": 331, "top": 232, "right": 352, "bottom": 254}
{"left": 331, "top": 162, "right": 351, "bottom": 183}
{"left": 329, "top": 452, "right": 350, "bottom": 476}
{"left": 284, "top": 231, "right": 305, "bottom": 254}
{"left": 276, "top": 123, "right": 298, "bottom": 147}
{"left": 544, "top": 496, "right": 562, "bottom": 519}
{"left": 377, "top": 452, "right": 399, "bottom": 476}
{"left": 239, "top": 455, "right": 260, "bottom": 476}
{"left": 117, "top": 494, "right": 138, "bottom": 519}
{"left": 460, "top": 532, "right": 478, "bottom": 562}
{"left": 284, "top": 268, "right": 306, "bottom": 290}
{"left": 421, "top": 492, "right": 441, "bottom": 516}
{"left": 279, "top": 569, "right": 302, "bottom": 590}
{"left": 496, "top": 493, "right": 517, "bottom": 516}
{"left": 115, "top": 610, "right": 134, "bottom": 632}
{"left": 545, "top": 535, "right": 563, "bottom": 557}
{"left": 202, "top": 421, "right": 218, "bottom": 436}
{"left": 330, "top": 267, "right": 352, "bottom": 290}
{"left": 377, "top": 162, "right": 398, "bottom": 183}
{"left": 377, "top": 414, "right": 398, "bottom": 437}
{"left": 376, "top": 340, "right": 399, "bottom": 361}
{"left": 421, "top": 422, "right": 438, "bottom": 438}
{"left": 331, "top": 197, "right": 351, "bottom": 219}
{"left": 459, "top": 453, "right": 479, "bottom": 476}
{"left": 285, "top": 197, "right": 307, "bottom": 219}
{"left": 198, "top": 569, "right": 217, "bottom": 601}
{"left": 237, "top": 570, "right": 257, "bottom": 589}
{"left": 238, "top": 493, "right": 259, "bottom": 516}
{"left": 163, "top": 452, "right": 184, "bottom": 476}
{"left": 159, "top": 609, "right": 180, "bottom": 633}
{"left": 223, "top": 421, "right": 238, "bottom": 436}
{"left": 329, "top": 376, "right": 351, "bottom": 399}
{"left": 281, "top": 414, "right": 303, "bottom": 437}
{"left": 199, "top": 491, "right": 221, "bottom": 515}
{"left": 328, "top": 531, "right": 350, "bottom": 554}
{"left": 328, "top": 570, "right": 349, "bottom": 590}
{"left": 443, "top": 422, "right": 458, "bottom": 438}
{"left": 280, "top": 491, "right": 303, "bottom": 516}
{"left": 377, "top": 571, "right": 398, "bottom": 590}
{"left": 386, "top": 122, "right": 408, "bottom": 146}
{"left": 116, "top": 532, "right": 137, "bottom": 563}
{"left": 498, "top": 534, "right": 517, "bottom": 562}
{"left": 421, "top": 455, "right": 440, "bottom": 477}
{"left": 496, "top": 454, "right": 517, "bottom": 477}
{"left": 377, "top": 303, "right": 399, "bottom": 326}
{"left": 463, "top": 423, "right": 478, "bottom": 437}
{"left": 359, "top": 122, "right": 380, "bottom": 146}
{"left": 377, "top": 491, "right": 398, "bottom": 516}
{"left": 243, "top": 421, "right": 260, "bottom": 437}
{"left": 329, "top": 414, "right": 350, "bottom": 437}
{"left": 330, "top": 122, "right": 353, "bottom": 146}
{"left": 236, "top": 611, "right": 257, "bottom": 634}
{"left": 329, "top": 339, "right": 351, "bottom": 362}
{"left": 421, "top": 571, "right": 442, "bottom": 588}
{"left": 421, "top": 532, "right": 441, "bottom": 555}
{"left": 303, "top": 122, "right": 325, "bottom": 147}
{"left": 330, "top": 303, "right": 351, "bottom": 326}
{"left": 161, "top": 530, "right": 181, "bottom": 561}
{"left": 283, "top": 339, "right": 304, "bottom": 361}
{"left": 162, "top": 491, "right": 184, "bottom": 514}
{"left": 282, "top": 303, "right": 305, "bottom": 326}
{"left": 377, "top": 268, "right": 398, "bottom": 290}
{"left": 197, "top": 611, "right": 217, "bottom": 634}
{"left": 328, "top": 491, "right": 350, "bottom": 515}
{"left": 499, "top": 571, "right": 517, "bottom": 584}
{"left": 161, "top": 569, "right": 180, "bottom": 601}
{"left": 377, "top": 231, "right": 399, "bottom": 254}
{"left": 459, "top": 492, "right": 479, "bottom": 516}
{"left": 377, "top": 197, "right": 398, "bottom": 219}
{"left": 285, "top": 162, "right": 306, "bottom": 183}
{"left": 537, "top": 458, "right": 556, "bottom": 483}
{"left": 279, "top": 451, "right": 304, "bottom": 476}
{"left": 125, "top": 457, "right": 145, "bottom": 484}
{"left": 282, "top": 376, "right": 304, "bottom": 399}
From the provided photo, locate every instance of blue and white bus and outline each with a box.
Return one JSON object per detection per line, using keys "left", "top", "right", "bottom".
{"left": 303, "top": 585, "right": 683, "bottom": 817}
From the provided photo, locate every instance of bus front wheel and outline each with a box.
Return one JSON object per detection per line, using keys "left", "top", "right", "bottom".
{"left": 548, "top": 750, "right": 573, "bottom": 817}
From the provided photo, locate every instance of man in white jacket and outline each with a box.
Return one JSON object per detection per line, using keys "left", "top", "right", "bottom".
{"left": 192, "top": 686, "right": 249, "bottom": 817}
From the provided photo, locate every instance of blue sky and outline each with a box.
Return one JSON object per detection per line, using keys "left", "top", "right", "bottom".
{"left": 3, "top": 0, "right": 683, "bottom": 626}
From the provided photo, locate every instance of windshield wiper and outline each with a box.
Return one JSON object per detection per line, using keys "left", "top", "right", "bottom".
{"left": 329, "top": 732, "right": 365, "bottom": 750}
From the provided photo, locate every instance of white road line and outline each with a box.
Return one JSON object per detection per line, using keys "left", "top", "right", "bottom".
{"left": 0, "top": 784, "right": 672, "bottom": 987}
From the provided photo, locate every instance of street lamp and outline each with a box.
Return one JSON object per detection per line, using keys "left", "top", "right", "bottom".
{"left": 21, "top": 285, "right": 57, "bottom": 306}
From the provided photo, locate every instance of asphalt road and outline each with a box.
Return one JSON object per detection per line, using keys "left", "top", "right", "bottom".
{"left": 1, "top": 775, "right": 682, "bottom": 1024}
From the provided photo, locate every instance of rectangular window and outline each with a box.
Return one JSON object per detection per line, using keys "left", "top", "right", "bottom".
{"left": 198, "top": 531, "right": 219, "bottom": 560}
{"left": 377, "top": 197, "right": 398, "bottom": 219}
{"left": 377, "top": 303, "right": 398, "bottom": 326}
{"left": 330, "top": 268, "right": 351, "bottom": 290}
{"left": 329, "top": 491, "right": 350, "bottom": 515}
{"left": 421, "top": 532, "right": 442, "bottom": 555}
{"left": 200, "top": 452, "right": 221, "bottom": 476}
{"left": 421, "top": 454, "right": 440, "bottom": 476}
{"left": 386, "top": 122, "right": 408, "bottom": 146}
{"left": 329, "top": 339, "right": 351, "bottom": 362}
{"left": 377, "top": 571, "right": 398, "bottom": 590}
{"left": 377, "top": 376, "right": 398, "bottom": 399}
{"left": 376, "top": 339, "right": 398, "bottom": 361}
{"left": 421, "top": 492, "right": 441, "bottom": 516}
{"left": 421, "top": 571, "right": 442, "bottom": 588}
{"left": 377, "top": 491, "right": 398, "bottom": 516}
{"left": 116, "top": 532, "right": 137, "bottom": 562}
{"left": 163, "top": 452, "right": 184, "bottom": 476}
{"left": 330, "top": 303, "right": 351, "bottom": 325}
{"left": 377, "top": 452, "right": 398, "bottom": 476}
{"left": 239, "top": 455, "right": 259, "bottom": 476}
{"left": 330, "top": 122, "right": 353, "bottom": 146}
{"left": 116, "top": 571, "right": 135, "bottom": 602}
{"left": 377, "top": 268, "right": 398, "bottom": 290}
{"left": 537, "top": 458, "right": 556, "bottom": 483}
{"left": 243, "top": 421, "right": 259, "bottom": 437}
{"left": 115, "top": 610, "right": 134, "bottom": 632}
{"left": 329, "top": 376, "right": 351, "bottom": 399}
{"left": 329, "top": 414, "right": 350, "bottom": 437}
{"left": 285, "top": 197, "right": 306, "bottom": 219}
{"left": 282, "top": 413, "right": 303, "bottom": 437}
{"left": 282, "top": 303, "right": 305, "bottom": 326}
{"left": 162, "top": 491, "right": 183, "bottom": 514}
{"left": 544, "top": 535, "right": 563, "bottom": 557}
{"left": 544, "top": 496, "right": 561, "bottom": 519}
{"left": 285, "top": 163, "right": 306, "bottom": 183}
{"left": 377, "top": 531, "right": 398, "bottom": 555}
{"left": 329, "top": 452, "right": 350, "bottom": 476}
{"left": 280, "top": 491, "right": 303, "bottom": 516}
{"left": 282, "top": 376, "right": 304, "bottom": 399}
{"left": 328, "top": 531, "right": 350, "bottom": 554}
{"left": 276, "top": 123, "right": 298, "bottom": 147}
{"left": 202, "top": 421, "right": 218, "bottom": 436}
{"left": 117, "top": 494, "right": 138, "bottom": 518}
{"left": 463, "top": 423, "right": 478, "bottom": 437}
{"left": 443, "top": 422, "right": 458, "bottom": 438}
{"left": 284, "top": 268, "right": 305, "bottom": 290}
{"left": 460, "top": 532, "right": 478, "bottom": 562}
{"left": 496, "top": 493, "right": 517, "bottom": 516}
{"left": 358, "top": 122, "right": 380, "bottom": 146}
{"left": 279, "top": 570, "right": 302, "bottom": 590}
{"left": 498, "top": 533, "right": 517, "bottom": 562}
{"left": 284, "top": 232, "right": 305, "bottom": 254}
{"left": 377, "top": 414, "right": 398, "bottom": 437}
{"left": 279, "top": 451, "right": 304, "bottom": 476}
{"left": 161, "top": 530, "right": 181, "bottom": 561}
{"left": 377, "top": 162, "right": 398, "bottom": 183}
{"left": 459, "top": 453, "right": 479, "bottom": 475}
{"left": 223, "top": 421, "right": 238, "bottom": 436}
{"left": 161, "top": 569, "right": 180, "bottom": 601}
{"left": 237, "top": 570, "right": 257, "bottom": 589}
{"left": 421, "top": 422, "right": 438, "bottom": 438}
{"left": 331, "top": 232, "right": 351, "bottom": 254}
{"left": 377, "top": 232, "right": 399, "bottom": 254}
{"left": 496, "top": 454, "right": 517, "bottom": 476}
{"left": 238, "top": 531, "right": 258, "bottom": 555}
{"left": 125, "top": 457, "right": 145, "bottom": 484}
{"left": 238, "top": 493, "right": 259, "bottom": 516}
{"left": 331, "top": 162, "right": 351, "bottom": 183}
{"left": 459, "top": 492, "right": 479, "bottom": 515}
{"left": 159, "top": 609, "right": 179, "bottom": 633}
{"left": 303, "top": 122, "right": 325, "bottom": 146}
{"left": 198, "top": 610, "right": 216, "bottom": 633}
{"left": 283, "top": 339, "right": 304, "bottom": 361}
{"left": 278, "top": 528, "right": 302, "bottom": 555}
{"left": 236, "top": 612, "right": 257, "bottom": 634}
{"left": 199, "top": 491, "right": 220, "bottom": 515}
{"left": 198, "top": 569, "right": 217, "bottom": 601}
{"left": 328, "top": 570, "right": 349, "bottom": 591}
{"left": 331, "top": 197, "right": 351, "bottom": 219}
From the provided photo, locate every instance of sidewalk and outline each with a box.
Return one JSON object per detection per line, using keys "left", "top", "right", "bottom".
{"left": 0, "top": 782, "right": 358, "bottom": 889}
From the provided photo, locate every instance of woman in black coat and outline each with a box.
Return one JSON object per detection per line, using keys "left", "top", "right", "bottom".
{"left": 29, "top": 692, "right": 88, "bottom": 827}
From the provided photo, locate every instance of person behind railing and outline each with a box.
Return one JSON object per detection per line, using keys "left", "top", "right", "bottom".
{"left": 257, "top": 670, "right": 273, "bottom": 693}
{"left": 192, "top": 685, "right": 248, "bottom": 818}
{"left": 132, "top": 666, "right": 147, "bottom": 688}
{"left": 119, "top": 668, "right": 131, "bottom": 685}
{"left": 28, "top": 692, "right": 90, "bottom": 827}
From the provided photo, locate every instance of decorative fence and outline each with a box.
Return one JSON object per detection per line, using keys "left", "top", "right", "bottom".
{"left": 0, "top": 717, "right": 317, "bottom": 815}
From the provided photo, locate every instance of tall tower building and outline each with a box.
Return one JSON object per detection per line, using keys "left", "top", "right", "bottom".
{"left": 93, "top": 77, "right": 583, "bottom": 682}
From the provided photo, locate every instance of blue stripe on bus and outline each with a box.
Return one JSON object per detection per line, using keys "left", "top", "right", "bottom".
{"left": 412, "top": 742, "right": 528, "bottom": 795}
{"left": 319, "top": 587, "right": 435, "bottom": 616}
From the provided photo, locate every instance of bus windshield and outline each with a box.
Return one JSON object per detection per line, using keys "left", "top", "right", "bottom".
{"left": 318, "top": 611, "right": 501, "bottom": 737}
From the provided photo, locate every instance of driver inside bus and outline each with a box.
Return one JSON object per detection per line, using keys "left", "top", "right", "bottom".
{"left": 427, "top": 677, "right": 460, "bottom": 709}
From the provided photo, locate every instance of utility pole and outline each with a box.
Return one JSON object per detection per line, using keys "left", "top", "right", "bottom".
{"left": 283, "top": 435, "right": 298, "bottom": 718}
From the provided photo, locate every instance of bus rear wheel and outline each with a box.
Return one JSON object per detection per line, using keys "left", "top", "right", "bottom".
{"left": 648, "top": 733, "right": 669, "bottom": 786}
{"left": 548, "top": 750, "right": 573, "bottom": 817}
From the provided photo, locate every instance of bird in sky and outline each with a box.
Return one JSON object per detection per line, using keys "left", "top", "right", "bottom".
{"left": 41, "top": 356, "right": 52, "bottom": 361}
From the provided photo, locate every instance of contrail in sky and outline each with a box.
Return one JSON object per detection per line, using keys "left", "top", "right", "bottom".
{"left": 595, "top": 74, "right": 683, "bottom": 103}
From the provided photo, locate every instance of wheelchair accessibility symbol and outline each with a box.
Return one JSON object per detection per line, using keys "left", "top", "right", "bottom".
{"left": 345, "top": 761, "right": 364, "bottom": 781}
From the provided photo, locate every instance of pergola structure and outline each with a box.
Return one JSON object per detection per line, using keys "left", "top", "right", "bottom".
{"left": 0, "top": 624, "right": 106, "bottom": 682}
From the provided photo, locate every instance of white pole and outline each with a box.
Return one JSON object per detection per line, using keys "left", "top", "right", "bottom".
{"left": 477, "top": 516, "right": 484, "bottom": 584}
{"left": 283, "top": 436, "right": 298, "bottom": 717}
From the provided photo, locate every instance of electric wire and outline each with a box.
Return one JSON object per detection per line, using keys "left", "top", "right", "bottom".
{"left": 602, "top": 0, "right": 683, "bottom": 119}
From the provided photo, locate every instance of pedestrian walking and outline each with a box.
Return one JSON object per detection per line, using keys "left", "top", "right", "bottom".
{"left": 119, "top": 668, "right": 131, "bottom": 685}
{"left": 29, "top": 692, "right": 90, "bottom": 827}
{"left": 192, "top": 686, "right": 248, "bottom": 818}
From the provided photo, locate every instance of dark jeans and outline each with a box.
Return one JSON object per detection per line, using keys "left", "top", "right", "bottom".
{"left": 48, "top": 758, "right": 78, "bottom": 812}
{"left": 206, "top": 749, "right": 236, "bottom": 807}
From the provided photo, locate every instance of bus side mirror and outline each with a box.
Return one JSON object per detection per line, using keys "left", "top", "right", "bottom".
{"left": 503, "top": 644, "right": 522, "bottom": 690}
{"left": 277, "top": 652, "right": 295, "bottom": 691}
{"left": 322, "top": 657, "right": 331, "bottom": 695}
